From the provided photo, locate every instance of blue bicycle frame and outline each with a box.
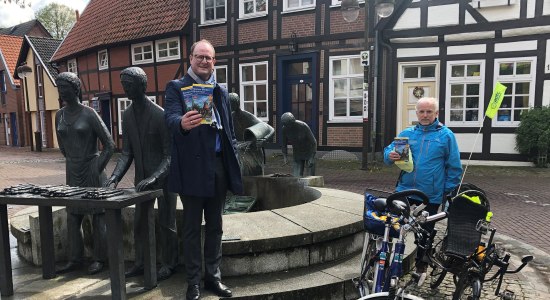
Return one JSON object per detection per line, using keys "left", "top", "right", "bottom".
{"left": 373, "top": 213, "right": 406, "bottom": 293}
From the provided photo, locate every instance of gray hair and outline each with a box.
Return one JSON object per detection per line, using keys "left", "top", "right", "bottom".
{"left": 416, "top": 97, "right": 439, "bottom": 111}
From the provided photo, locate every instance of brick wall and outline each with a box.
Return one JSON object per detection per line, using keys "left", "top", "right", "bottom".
{"left": 327, "top": 127, "right": 363, "bottom": 147}
{"left": 329, "top": 8, "right": 365, "bottom": 34}
{"left": 238, "top": 19, "right": 269, "bottom": 44}
{"left": 281, "top": 14, "right": 315, "bottom": 38}
{"left": 201, "top": 26, "right": 227, "bottom": 48}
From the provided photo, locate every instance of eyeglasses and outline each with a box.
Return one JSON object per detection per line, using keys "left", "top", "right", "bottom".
{"left": 193, "top": 54, "right": 215, "bottom": 63}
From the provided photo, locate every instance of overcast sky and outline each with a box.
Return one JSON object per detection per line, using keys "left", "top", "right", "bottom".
{"left": 0, "top": 0, "right": 89, "bottom": 28}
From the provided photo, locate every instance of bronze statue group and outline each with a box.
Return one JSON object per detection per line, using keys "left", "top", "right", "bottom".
{"left": 54, "top": 39, "right": 318, "bottom": 300}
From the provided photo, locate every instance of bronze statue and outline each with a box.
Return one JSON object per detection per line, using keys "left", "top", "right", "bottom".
{"left": 54, "top": 72, "right": 115, "bottom": 275}
{"left": 230, "top": 93, "right": 274, "bottom": 176}
{"left": 281, "top": 112, "right": 317, "bottom": 177}
{"left": 104, "top": 67, "right": 178, "bottom": 281}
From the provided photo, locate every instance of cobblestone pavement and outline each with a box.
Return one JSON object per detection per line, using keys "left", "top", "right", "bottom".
{"left": 1, "top": 146, "right": 549, "bottom": 299}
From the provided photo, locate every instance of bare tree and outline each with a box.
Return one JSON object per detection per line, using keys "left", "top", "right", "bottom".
{"left": 35, "top": 3, "right": 76, "bottom": 39}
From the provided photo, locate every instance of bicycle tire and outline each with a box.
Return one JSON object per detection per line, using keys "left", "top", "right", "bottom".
{"left": 358, "top": 292, "right": 424, "bottom": 300}
{"left": 429, "top": 239, "right": 447, "bottom": 289}
{"left": 358, "top": 233, "right": 379, "bottom": 295}
{"left": 452, "top": 276, "right": 481, "bottom": 300}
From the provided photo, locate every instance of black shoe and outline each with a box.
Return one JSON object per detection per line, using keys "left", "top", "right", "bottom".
{"left": 87, "top": 261, "right": 104, "bottom": 275}
{"left": 125, "top": 265, "right": 144, "bottom": 278}
{"left": 204, "top": 280, "right": 232, "bottom": 297}
{"left": 157, "top": 266, "right": 173, "bottom": 281}
{"left": 186, "top": 284, "right": 200, "bottom": 300}
{"left": 56, "top": 261, "right": 82, "bottom": 274}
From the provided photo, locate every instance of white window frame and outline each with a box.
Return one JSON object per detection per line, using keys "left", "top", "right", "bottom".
{"left": 445, "top": 60, "right": 485, "bottom": 127}
{"left": 215, "top": 65, "right": 228, "bottom": 90}
{"left": 239, "top": 61, "right": 269, "bottom": 121}
{"left": 283, "top": 0, "right": 316, "bottom": 12}
{"left": 118, "top": 96, "right": 156, "bottom": 135}
{"left": 67, "top": 59, "right": 77, "bottom": 74}
{"left": 239, "top": 0, "right": 268, "bottom": 19}
{"left": 328, "top": 55, "right": 363, "bottom": 123}
{"left": 156, "top": 37, "right": 180, "bottom": 62}
{"left": 98, "top": 50, "right": 108, "bottom": 70}
{"left": 201, "top": 0, "right": 227, "bottom": 25}
{"left": 492, "top": 57, "right": 536, "bottom": 127}
{"left": 132, "top": 42, "right": 154, "bottom": 65}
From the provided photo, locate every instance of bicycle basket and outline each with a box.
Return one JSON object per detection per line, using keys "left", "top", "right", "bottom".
{"left": 445, "top": 187, "right": 490, "bottom": 258}
{"left": 364, "top": 192, "right": 400, "bottom": 238}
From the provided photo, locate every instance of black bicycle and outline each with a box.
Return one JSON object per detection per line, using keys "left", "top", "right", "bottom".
{"left": 429, "top": 188, "right": 533, "bottom": 300}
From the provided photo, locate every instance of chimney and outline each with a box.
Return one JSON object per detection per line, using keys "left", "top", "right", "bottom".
{"left": 75, "top": 10, "right": 80, "bottom": 21}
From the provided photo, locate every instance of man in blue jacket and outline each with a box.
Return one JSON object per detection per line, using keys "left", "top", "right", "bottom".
{"left": 164, "top": 39, "right": 243, "bottom": 300}
{"left": 384, "top": 97, "right": 462, "bottom": 281}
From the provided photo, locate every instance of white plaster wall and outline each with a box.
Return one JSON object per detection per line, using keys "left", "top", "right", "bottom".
{"left": 465, "top": 10, "right": 477, "bottom": 25}
{"left": 428, "top": 4, "right": 459, "bottom": 27}
{"left": 494, "top": 40, "right": 537, "bottom": 52}
{"left": 473, "top": 2, "right": 520, "bottom": 22}
{"left": 396, "top": 47, "right": 439, "bottom": 58}
{"left": 543, "top": 80, "right": 550, "bottom": 106}
{"left": 490, "top": 134, "right": 520, "bottom": 154}
{"left": 390, "top": 36, "right": 438, "bottom": 44}
{"left": 545, "top": 0, "right": 550, "bottom": 16}
{"left": 456, "top": 133, "right": 483, "bottom": 153}
{"left": 546, "top": 40, "right": 550, "bottom": 75}
{"left": 526, "top": 0, "right": 536, "bottom": 18}
{"left": 447, "top": 44, "right": 486, "bottom": 55}
{"left": 394, "top": 8, "right": 421, "bottom": 30}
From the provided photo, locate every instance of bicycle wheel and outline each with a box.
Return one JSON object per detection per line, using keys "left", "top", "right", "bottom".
{"left": 358, "top": 291, "right": 424, "bottom": 300}
{"left": 452, "top": 276, "right": 481, "bottom": 300}
{"left": 429, "top": 239, "right": 447, "bottom": 289}
{"left": 358, "top": 233, "right": 380, "bottom": 295}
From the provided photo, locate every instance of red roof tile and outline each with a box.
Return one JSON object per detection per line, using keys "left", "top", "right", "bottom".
{"left": 52, "top": 0, "right": 189, "bottom": 61}
{"left": 0, "top": 34, "right": 24, "bottom": 85}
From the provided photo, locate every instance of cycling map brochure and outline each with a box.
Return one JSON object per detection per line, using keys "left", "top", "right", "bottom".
{"left": 394, "top": 137, "right": 409, "bottom": 162}
{"left": 181, "top": 84, "right": 214, "bottom": 124}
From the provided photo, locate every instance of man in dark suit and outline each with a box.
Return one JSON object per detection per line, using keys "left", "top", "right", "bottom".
{"left": 105, "top": 67, "right": 178, "bottom": 281}
{"left": 164, "top": 39, "right": 243, "bottom": 300}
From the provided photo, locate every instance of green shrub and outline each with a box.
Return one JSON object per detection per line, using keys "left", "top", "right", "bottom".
{"left": 515, "top": 106, "right": 550, "bottom": 167}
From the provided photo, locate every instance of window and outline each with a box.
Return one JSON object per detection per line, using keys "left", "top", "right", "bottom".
{"left": 0, "top": 71, "right": 6, "bottom": 106}
{"left": 67, "top": 59, "right": 77, "bottom": 74}
{"left": 215, "top": 65, "right": 228, "bottom": 90}
{"left": 403, "top": 65, "right": 436, "bottom": 79}
{"left": 98, "top": 50, "right": 108, "bottom": 70}
{"left": 118, "top": 96, "right": 156, "bottom": 134}
{"left": 331, "top": 0, "right": 364, "bottom": 6}
{"left": 283, "top": 0, "right": 315, "bottom": 12}
{"left": 240, "top": 0, "right": 267, "bottom": 18}
{"left": 329, "top": 55, "right": 363, "bottom": 121}
{"left": 156, "top": 38, "right": 180, "bottom": 62}
{"left": 493, "top": 57, "right": 536, "bottom": 126}
{"left": 132, "top": 42, "right": 154, "bottom": 65}
{"left": 446, "top": 60, "right": 484, "bottom": 125}
{"left": 36, "top": 65, "right": 44, "bottom": 98}
{"left": 202, "top": 0, "right": 227, "bottom": 24}
{"left": 240, "top": 62, "right": 268, "bottom": 121}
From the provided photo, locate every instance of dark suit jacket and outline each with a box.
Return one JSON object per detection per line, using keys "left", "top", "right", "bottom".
{"left": 112, "top": 98, "right": 171, "bottom": 189}
{"left": 164, "top": 75, "right": 243, "bottom": 197}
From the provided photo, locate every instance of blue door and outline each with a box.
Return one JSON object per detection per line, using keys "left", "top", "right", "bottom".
{"left": 10, "top": 112, "right": 17, "bottom": 146}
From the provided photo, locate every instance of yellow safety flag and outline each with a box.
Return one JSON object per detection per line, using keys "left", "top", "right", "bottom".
{"left": 485, "top": 82, "right": 508, "bottom": 119}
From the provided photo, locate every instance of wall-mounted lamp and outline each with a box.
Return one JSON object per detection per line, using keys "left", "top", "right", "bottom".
{"left": 288, "top": 32, "right": 298, "bottom": 53}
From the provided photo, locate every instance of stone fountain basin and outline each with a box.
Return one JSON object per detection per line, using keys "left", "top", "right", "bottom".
{"left": 10, "top": 176, "right": 365, "bottom": 276}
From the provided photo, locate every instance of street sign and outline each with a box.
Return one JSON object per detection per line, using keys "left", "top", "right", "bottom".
{"left": 361, "top": 50, "right": 370, "bottom": 66}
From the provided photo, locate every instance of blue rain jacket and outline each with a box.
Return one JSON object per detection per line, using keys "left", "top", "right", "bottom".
{"left": 383, "top": 119, "right": 462, "bottom": 204}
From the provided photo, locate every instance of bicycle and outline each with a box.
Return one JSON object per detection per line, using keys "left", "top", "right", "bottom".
{"left": 428, "top": 188, "right": 533, "bottom": 300}
{"left": 353, "top": 189, "right": 447, "bottom": 300}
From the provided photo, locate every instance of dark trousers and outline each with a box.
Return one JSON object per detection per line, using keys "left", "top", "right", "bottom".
{"left": 181, "top": 155, "right": 228, "bottom": 285}
{"left": 133, "top": 189, "right": 178, "bottom": 269}
{"left": 410, "top": 201, "right": 441, "bottom": 266}
{"left": 67, "top": 212, "right": 106, "bottom": 263}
